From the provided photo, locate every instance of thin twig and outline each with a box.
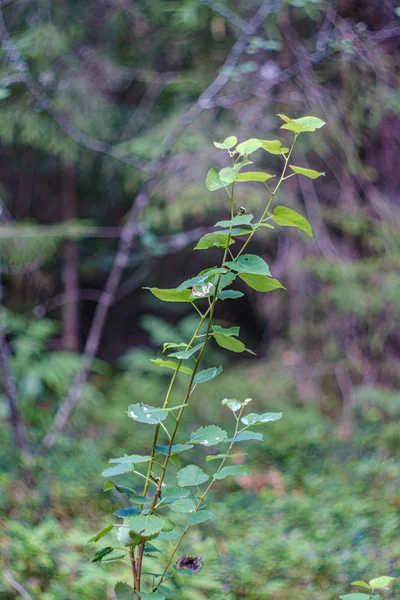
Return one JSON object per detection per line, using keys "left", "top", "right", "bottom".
{"left": 3, "top": 570, "right": 35, "bottom": 600}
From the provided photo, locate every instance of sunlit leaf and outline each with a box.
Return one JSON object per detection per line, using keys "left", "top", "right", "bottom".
{"left": 206, "top": 167, "right": 226, "bottom": 191}
{"left": 289, "top": 165, "right": 325, "bottom": 179}
{"left": 236, "top": 171, "right": 275, "bottom": 182}
{"left": 369, "top": 577, "right": 396, "bottom": 589}
{"left": 214, "top": 333, "right": 245, "bottom": 353}
{"left": 109, "top": 454, "right": 152, "bottom": 464}
{"left": 145, "top": 287, "right": 193, "bottom": 303}
{"left": 351, "top": 582, "right": 372, "bottom": 590}
{"left": 224, "top": 431, "right": 263, "bottom": 442}
{"left": 151, "top": 359, "right": 193, "bottom": 376}
{"left": 126, "top": 514, "right": 166, "bottom": 537}
{"left": 272, "top": 206, "right": 313, "bottom": 237}
{"left": 239, "top": 273, "right": 285, "bottom": 292}
{"left": 194, "top": 233, "right": 234, "bottom": 250}
{"left": 102, "top": 463, "right": 136, "bottom": 477}
{"left": 212, "top": 325, "right": 240, "bottom": 337}
{"left": 221, "top": 398, "right": 242, "bottom": 412}
{"left": 169, "top": 498, "right": 196, "bottom": 513}
{"left": 87, "top": 524, "right": 114, "bottom": 543}
{"left": 213, "top": 135, "right": 237, "bottom": 149}
{"left": 167, "top": 342, "right": 203, "bottom": 359}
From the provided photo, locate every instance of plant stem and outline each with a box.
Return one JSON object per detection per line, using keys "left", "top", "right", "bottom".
{"left": 154, "top": 407, "right": 245, "bottom": 590}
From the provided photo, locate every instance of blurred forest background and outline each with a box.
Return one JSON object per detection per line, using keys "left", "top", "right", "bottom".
{"left": 0, "top": 0, "right": 399, "bottom": 598}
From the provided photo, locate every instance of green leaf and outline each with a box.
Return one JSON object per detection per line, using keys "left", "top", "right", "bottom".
{"left": 162, "top": 487, "right": 191, "bottom": 503}
{"left": 151, "top": 359, "right": 193, "bottom": 376}
{"left": 126, "top": 514, "right": 166, "bottom": 537}
{"left": 261, "top": 140, "right": 288, "bottom": 154}
{"left": 155, "top": 444, "right": 193, "bottom": 456}
{"left": 206, "top": 452, "right": 246, "bottom": 461}
{"left": 225, "top": 254, "right": 271, "bottom": 276}
{"left": 161, "top": 518, "right": 176, "bottom": 532}
{"left": 145, "top": 287, "right": 193, "bottom": 303}
{"left": 194, "top": 233, "right": 233, "bottom": 250}
{"left": 102, "top": 463, "right": 136, "bottom": 477}
{"left": 90, "top": 547, "right": 114, "bottom": 563}
{"left": 212, "top": 325, "right": 240, "bottom": 337}
{"left": 114, "top": 507, "right": 141, "bottom": 517}
{"left": 169, "top": 498, "right": 196, "bottom": 513}
{"left": 177, "top": 268, "right": 228, "bottom": 291}
{"left": 221, "top": 398, "right": 242, "bottom": 412}
{"left": 177, "top": 465, "right": 209, "bottom": 487}
{"left": 190, "top": 425, "right": 227, "bottom": 446}
{"left": 277, "top": 113, "right": 292, "bottom": 123}
{"left": 139, "top": 593, "right": 166, "bottom": 600}
{"left": 236, "top": 138, "right": 264, "bottom": 155}
{"left": 224, "top": 431, "right": 263, "bottom": 442}
{"left": 369, "top": 577, "right": 396, "bottom": 589}
{"left": 218, "top": 227, "right": 253, "bottom": 237}
{"left": 241, "top": 412, "right": 282, "bottom": 426}
{"left": 291, "top": 116, "right": 326, "bottom": 129}
{"left": 193, "top": 365, "right": 223, "bottom": 384}
{"left": 215, "top": 214, "right": 253, "bottom": 228}
{"left": 214, "top": 465, "right": 251, "bottom": 479}
{"left": 217, "top": 290, "right": 244, "bottom": 300}
{"left": 214, "top": 333, "right": 245, "bottom": 353}
{"left": 339, "top": 595, "right": 372, "bottom": 600}
{"left": 87, "top": 524, "right": 114, "bottom": 543}
{"left": 188, "top": 510, "right": 214, "bottom": 525}
{"left": 219, "top": 166, "right": 241, "bottom": 184}
{"left": 158, "top": 530, "right": 180, "bottom": 541}
{"left": 279, "top": 115, "right": 326, "bottom": 134}
{"left": 127, "top": 403, "right": 169, "bottom": 424}
{"left": 115, "top": 583, "right": 136, "bottom": 600}
{"left": 239, "top": 273, "right": 285, "bottom": 293}
{"left": 289, "top": 165, "right": 325, "bottom": 179}
{"left": 351, "top": 582, "right": 372, "bottom": 590}
{"left": 272, "top": 206, "right": 313, "bottom": 237}
{"left": 236, "top": 171, "right": 274, "bottom": 182}
{"left": 213, "top": 136, "right": 237, "bottom": 149}
{"left": 206, "top": 167, "right": 226, "bottom": 191}
{"left": 109, "top": 454, "right": 152, "bottom": 464}
{"left": 167, "top": 343, "right": 203, "bottom": 359}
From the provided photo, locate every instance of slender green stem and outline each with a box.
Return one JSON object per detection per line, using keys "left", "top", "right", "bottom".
{"left": 154, "top": 407, "right": 245, "bottom": 590}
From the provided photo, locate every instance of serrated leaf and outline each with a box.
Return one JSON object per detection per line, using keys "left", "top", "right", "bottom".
{"left": 239, "top": 273, "right": 285, "bottom": 292}
{"left": 115, "top": 582, "right": 136, "bottom": 599}
{"left": 127, "top": 403, "right": 169, "bottom": 424}
{"left": 206, "top": 167, "right": 226, "bottom": 191}
{"left": 213, "top": 135, "right": 237, "bottom": 149}
{"left": 225, "top": 254, "right": 271, "bottom": 276}
{"left": 369, "top": 577, "right": 396, "bottom": 589}
{"left": 212, "top": 325, "right": 240, "bottom": 336}
{"left": 109, "top": 454, "right": 152, "bottom": 464}
{"left": 167, "top": 342, "right": 203, "bottom": 359}
{"left": 169, "top": 498, "right": 196, "bottom": 513}
{"left": 221, "top": 398, "right": 242, "bottom": 412}
{"left": 177, "top": 465, "right": 209, "bottom": 487}
{"left": 272, "top": 206, "right": 313, "bottom": 237}
{"left": 151, "top": 359, "right": 193, "bottom": 376}
{"left": 91, "top": 546, "right": 114, "bottom": 563}
{"left": 215, "top": 214, "right": 254, "bottom": 228}
{"left": 214, "top": 333, "right": 245, "bottom": 353}
{"left": 241, "top": 412, "right": 282, "bottom": 426}
{"left": 289, "top": 165, "right": 325, "bottom": 179}
{"left": 190, "top": 425, "right": 227, "bottom": 446}
{"left": 126, "top": 514, "right": 166, "bottom": 537}
{"left": 155, "top": 444, "right": 193, "bottom": 456}
{"left": 214, "top": 465, "right": 251, "bottom": 479}
{"left": 87, "top": 524, "right": 114, "bottom": 543}
{"left": 194, "top": 365, "right": 223, "bottom": 384}
{"left": 224, "top": 431, "right": 263, "bottom": 442}
{"left": 217, "top": 290, "right": 244, "bottom": 300}
{"left": 188, "top": 510, "right": 214, "bottom": 525}
{"left": 162, "top": 487, "right": 191, "bottom": 502}
{"left": 102, "top": 463, "right": 136, "bottom": 477}
{"left": 236, "top": 171, "right": 275, "bottom": 182}
{"left": 194, "top": 232, "right": 234, "bottom": 250}
{"left": 145, "top": 287, "right": 193, "bottom": 303}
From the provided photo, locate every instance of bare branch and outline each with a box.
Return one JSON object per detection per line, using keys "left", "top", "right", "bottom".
{"left": 3, "top": 571, "right": 35, "bottom": 600}
{"left": 197, "top": 0, "right": 247, "bottom": 31}
{"left": 0, "top": 321, "right": 30, "bottom": 456}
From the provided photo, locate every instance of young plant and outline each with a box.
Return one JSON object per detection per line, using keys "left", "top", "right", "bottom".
{"left": 340, "top": 575, "right": 397, "bottom": 600}
{"left": 89, "top": 114, "right": 326, "bottom": 599}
